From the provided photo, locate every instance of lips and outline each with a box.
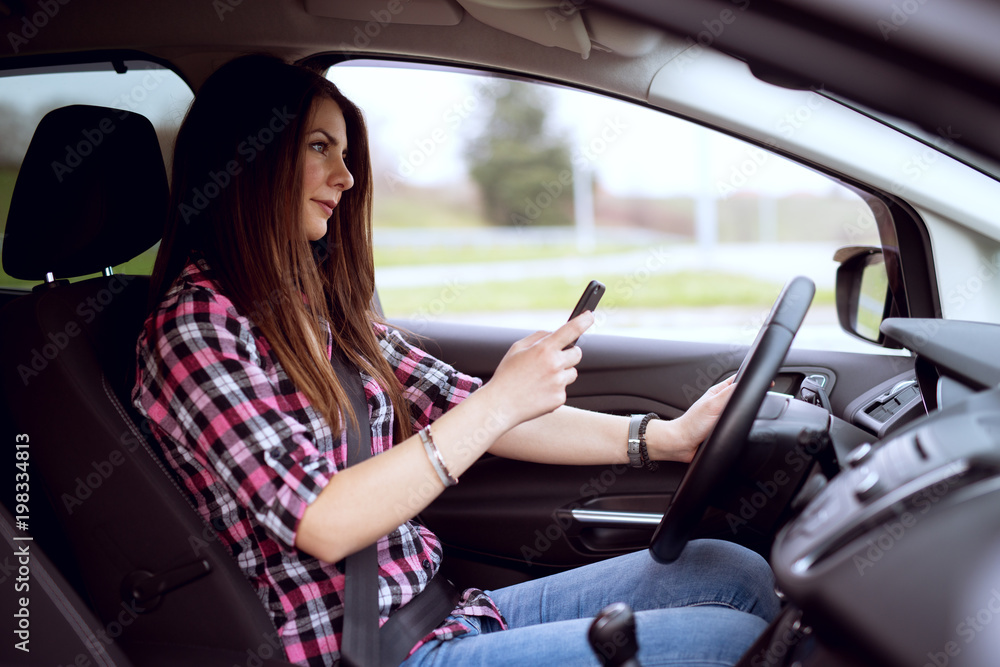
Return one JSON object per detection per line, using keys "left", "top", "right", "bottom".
{"left": 313, "top": 199, "right": 335, "bottom": 217}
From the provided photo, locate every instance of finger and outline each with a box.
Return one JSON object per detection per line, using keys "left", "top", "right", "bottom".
{"left": 513, "top": 330, "right": 549, "bottom": 350}
{"left": 561, "top": 343, "right": 584, "bottom": 369}
{"left": 551, "top": 311, "right": 594, "bottom": 348}
{"left": 714, "top": 375, "right": 736, "bottom": 389}
{"left": 707, "top": 375, "right": 736, "bottom": 395}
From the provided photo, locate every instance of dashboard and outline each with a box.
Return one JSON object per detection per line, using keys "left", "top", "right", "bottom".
{"left": 769, "top": 318, "right": 1000, "bottom": 666}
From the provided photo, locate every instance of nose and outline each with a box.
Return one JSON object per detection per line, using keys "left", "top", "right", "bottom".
{"left": 329, "top": 157, "right": 354, "bottom": 191}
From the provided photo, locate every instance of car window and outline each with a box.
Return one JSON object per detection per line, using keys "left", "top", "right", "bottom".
{"left": 0, "top": 61, "right": 193, "bottom": 289}
{"left": 330, "top": 62, "right": 888, "bottom": 354}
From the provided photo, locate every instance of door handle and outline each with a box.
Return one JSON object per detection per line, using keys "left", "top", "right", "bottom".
{"left": 568, "top": 509, "right": 663, "bottom": 527}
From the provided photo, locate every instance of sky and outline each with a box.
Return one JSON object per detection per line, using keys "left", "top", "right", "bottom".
{"left": 0, "top": 63, "right": 193, "bottom": 127}
{"left": 327, "top": 61, "right": 844, "bottom": 200}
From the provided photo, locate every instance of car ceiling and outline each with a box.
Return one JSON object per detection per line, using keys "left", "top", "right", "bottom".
{"left": 593, "top": 0, "right": 1000, "bottom": 168}
{"left": 0, "top": 0, "right": 686, "bottom": 103}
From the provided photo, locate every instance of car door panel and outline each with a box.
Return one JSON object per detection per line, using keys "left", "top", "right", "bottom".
{"left": 392, "top": 318, "right": 915, "bottom": 590}
{"left": 395, "top": 319, "right": 914, "bottom": 415}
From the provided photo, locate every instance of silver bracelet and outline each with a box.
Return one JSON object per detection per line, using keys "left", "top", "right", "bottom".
{"left": 419, "top": 425, "right": 458, "bottom": 487}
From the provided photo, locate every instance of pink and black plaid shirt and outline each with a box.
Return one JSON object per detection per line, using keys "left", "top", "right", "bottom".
{"left": 132, "top": 256, "right": 506, "bottom": 666}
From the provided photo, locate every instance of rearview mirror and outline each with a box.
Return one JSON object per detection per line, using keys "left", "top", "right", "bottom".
{"left": 834, "top": 246, "right": 896, "bottom": 346}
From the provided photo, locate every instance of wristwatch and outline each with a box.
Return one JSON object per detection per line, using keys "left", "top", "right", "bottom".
{"left": 627, "top": 414, "right": 644, "bottom": 468}
{"left": 627, "top": 413, "right": 660, "bottom": 470}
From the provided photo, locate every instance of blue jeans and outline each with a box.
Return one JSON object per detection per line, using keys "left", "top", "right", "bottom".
{"left": 401, "top": 540, "right": 779, "bottom": 667}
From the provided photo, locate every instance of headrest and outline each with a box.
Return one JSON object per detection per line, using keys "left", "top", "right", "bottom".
{"left": 3, "top": 105, "right": 168, "bottom": 281}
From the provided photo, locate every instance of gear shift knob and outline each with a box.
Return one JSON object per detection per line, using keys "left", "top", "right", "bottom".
{"left": 588, "top": 602, "right": 640, "bottom": 667}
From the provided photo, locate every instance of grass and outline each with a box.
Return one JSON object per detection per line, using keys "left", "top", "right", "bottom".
{"left": 0, "top": 168, "right": 16, "bottom": 221}
{"left": 115, "top": 245, "right": 159, "bottom": 276}
{"left": 374, "top": 242, "right": 636, "bottom": 267}
{"left": 380, "top": 271, "right": 835, "bottom": 317}
{"left": 0, "top": 167, "right": 35, "bottom": 289}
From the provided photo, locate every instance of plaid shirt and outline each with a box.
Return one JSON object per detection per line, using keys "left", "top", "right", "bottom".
{"left": 132, "top": 257, "right": 506, "bottom": 666}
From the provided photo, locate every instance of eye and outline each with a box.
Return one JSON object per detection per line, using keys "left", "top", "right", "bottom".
{"left": 309, "top": 140, "right": 329, "bottom": 155}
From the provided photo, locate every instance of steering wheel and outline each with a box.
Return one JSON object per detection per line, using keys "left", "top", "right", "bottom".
{"left": 649, "top": 275, "right": 815, "bottom": 563}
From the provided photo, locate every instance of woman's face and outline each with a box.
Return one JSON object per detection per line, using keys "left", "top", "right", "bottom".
{"left": 300, "top": 97, "right": 354, "bottom": 242}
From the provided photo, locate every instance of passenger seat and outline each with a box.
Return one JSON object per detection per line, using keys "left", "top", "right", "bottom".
{"left": 0, "top": 105, "right": 295, "bottom": 666}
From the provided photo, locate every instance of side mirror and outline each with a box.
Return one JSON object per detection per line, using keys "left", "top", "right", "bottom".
{"left": 834, "top": 246, "right": 898, "bottom": 347}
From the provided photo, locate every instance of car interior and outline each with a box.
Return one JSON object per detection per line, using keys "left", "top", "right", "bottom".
{"left": 2, "top": 1, "right": 1000, "bottom": 666}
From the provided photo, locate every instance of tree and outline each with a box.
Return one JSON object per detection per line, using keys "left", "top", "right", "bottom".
{"left": 463, "top": 81, "right": 573, "bottom": 227}
{"left": 0, "top": 104, "right": 35, "bottom": 168}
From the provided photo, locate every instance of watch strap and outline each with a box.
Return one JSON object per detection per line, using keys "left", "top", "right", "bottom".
{"left": 627, "top": 414, "right": 645, "bottom": 468}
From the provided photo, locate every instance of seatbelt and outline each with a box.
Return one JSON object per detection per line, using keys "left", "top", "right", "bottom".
{"left": 332, "top": 352, "right": 460, "bottom": 667}
{"left": 379, "top": 575, "right": 459, "bottom": 664}
{"left": 334, "top": 351, "right": 380, "bottom": 667}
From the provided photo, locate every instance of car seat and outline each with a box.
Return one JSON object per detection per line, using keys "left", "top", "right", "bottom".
{"left": 0, "top": 105, "right": 296, "bottom": 666}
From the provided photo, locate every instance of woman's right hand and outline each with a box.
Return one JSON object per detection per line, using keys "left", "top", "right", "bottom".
{"left": 479, "top": 312, "right": 594, "bottom": 427}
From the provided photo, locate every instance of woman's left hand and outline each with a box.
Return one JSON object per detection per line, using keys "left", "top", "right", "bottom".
{"left": 645, "top": 376, "right": 736, "bottom": 463}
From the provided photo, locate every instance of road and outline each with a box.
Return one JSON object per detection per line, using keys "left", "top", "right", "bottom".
{"left": 375, "top": 239, "right": 842, "bottom": 289}
{"left": 374, "top": 231, "right": 896, "bottom": 354}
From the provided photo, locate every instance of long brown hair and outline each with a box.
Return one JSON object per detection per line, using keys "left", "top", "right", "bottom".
{"left": 150, "top": 53, "right": 411, "bottom": 442}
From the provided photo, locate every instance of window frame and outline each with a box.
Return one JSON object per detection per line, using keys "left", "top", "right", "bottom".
{"left": 317, "top": 54, "right": 938, "bottom": 347}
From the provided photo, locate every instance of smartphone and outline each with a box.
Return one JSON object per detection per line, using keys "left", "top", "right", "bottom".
{"left": 565, "top": 280, "right": 605, "bottom": 349}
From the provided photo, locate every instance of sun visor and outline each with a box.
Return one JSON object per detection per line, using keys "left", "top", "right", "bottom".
{"left": 455, "top": 1, "right": 660, "bottom": 59}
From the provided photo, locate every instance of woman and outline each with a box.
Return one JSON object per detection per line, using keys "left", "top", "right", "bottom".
{"left": 133, "top": 54, "right": 778, "bottom": 667}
